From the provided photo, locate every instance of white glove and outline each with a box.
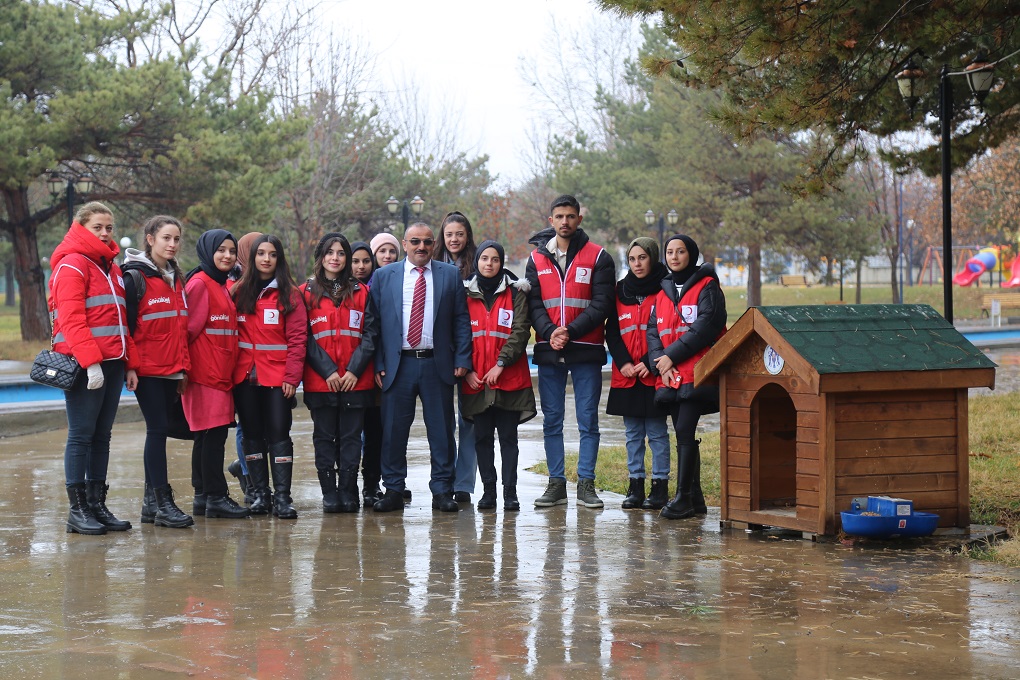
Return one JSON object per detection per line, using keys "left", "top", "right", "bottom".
{"left": 86, "top": 363, "right": 105, "bottom": 390}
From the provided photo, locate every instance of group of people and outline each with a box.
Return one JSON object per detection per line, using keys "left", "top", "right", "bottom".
{"left": 50, "top": 194, "right": 726, "bottom": 536}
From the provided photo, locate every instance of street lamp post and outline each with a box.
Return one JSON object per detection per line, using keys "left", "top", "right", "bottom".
{"left": 895, "top": 54, "right": 994, "bottom": 323}
{"left": 385, "top": 195, "right": 425, "bottom": 237}
{"left": 47, "top": 173, "right": 94, "bottom": 225}
{"left": 643, "top": 208, "right": 679, "bottom": 258}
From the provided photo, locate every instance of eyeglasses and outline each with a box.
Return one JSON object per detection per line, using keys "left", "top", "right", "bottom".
{"left": 406, "top": 238, "right": 435, "bottom": 247}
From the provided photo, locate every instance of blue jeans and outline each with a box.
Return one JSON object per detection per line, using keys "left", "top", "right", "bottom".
{"left": 63, "top": 361, "right": 124, "bottom": 486}
{"left": 623, "top": 415, "right": 670, "bottom": 479}
{"left": 453, "top": 412, "right": 477, "bottom": 493}
{"left": 537, "top": 362, "right": 602, "bottom": 481}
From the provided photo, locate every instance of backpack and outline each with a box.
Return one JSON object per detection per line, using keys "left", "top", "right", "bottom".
{"left": 124, "top": 268, "right": 146, "bottom": 305}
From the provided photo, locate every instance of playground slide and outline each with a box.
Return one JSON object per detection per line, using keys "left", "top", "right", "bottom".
{"left": 953, "top": 267, "right": 984, "bottom": 287}
{"left": 1004, "top": 256, "right": 1020, "bottom": 288}
{"left": 953, "top": 248, "right": 998, "bottom": 287}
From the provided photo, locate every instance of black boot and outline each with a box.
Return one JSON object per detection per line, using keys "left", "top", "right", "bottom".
{"left": 503, "top": 485, "right": 520, "bottom": 512}
{"left": 141, "top": 483, "right": 157, "bottom": 524}
{"left": 318, "top": 469, "right": 341, "bottom": 513}
{"left": 642, "top": 478, "right": 670, "bottom": 510}
{"left": 66, "top": 483, "right": 106, "bottom": 535}
{"left": 336, "top": 467, "right": 360, "bottom": 513}
{"left": 244, "top": 442, "right": 271, "bottom": 516}
{"left": 85, "top": 480, "right": 131, "bottom": 531}
{"left": 362, "top": 475, "right": 382, "bottom": 508}
{"left": 622, "top": 477, "right": 646, "bottom": 509}
{"left": 269, "top": 441, "right": 297, "bottom": 519}
{"left": 691, "top": 443, "right": 707, "bottom": 515}
{"left": 193, "top": 493, "right": 206, "bottom": 516}
{"left": 205, "top": 495, "right": 251, "bottom": 519}
{"left": 661, "top": 444, "right": 699, "bottom": 520}
{"left": 153, "top": 484, "right": 194, "bottom": 528}
{"left": 477, "top": 483, "right": 497, "bottom": 510}
{"left": 227, "top": 458, "right": 250, "bottom": 500}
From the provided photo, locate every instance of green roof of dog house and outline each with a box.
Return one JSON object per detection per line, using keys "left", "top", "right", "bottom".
{"left": 741, "top": 304, "right": 995, "bottom": 375}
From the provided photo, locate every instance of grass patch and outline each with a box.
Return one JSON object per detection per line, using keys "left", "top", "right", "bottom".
{"left": 724, "top": 283, "right": 986, "bottom": 325}
{"left": 0, "top": 304, "right": 46, "bottom": 361}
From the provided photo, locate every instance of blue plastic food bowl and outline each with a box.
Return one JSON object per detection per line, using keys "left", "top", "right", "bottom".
{"left": 840, "top": 510, "right": 939, "bottom": 538}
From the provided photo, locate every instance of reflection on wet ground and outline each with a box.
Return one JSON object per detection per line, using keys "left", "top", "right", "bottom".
{"left": 1, "top": 385, "right": 1018, "bottom": 678}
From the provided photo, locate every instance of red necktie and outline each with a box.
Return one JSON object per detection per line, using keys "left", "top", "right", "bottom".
{"left": 407, "top": 266, "right": 426, "bottom": 347}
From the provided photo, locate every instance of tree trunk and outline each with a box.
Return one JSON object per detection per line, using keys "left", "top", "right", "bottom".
{"left": 855, "top": 259, "right": 863, "bottom": 303}
{"left": 746, "top": 242, "right": 762, "bottom": 306}
{"left": 889, "top": 249, "right": 901, "bottom": 303}
{"left": 4, "top": 262, "right": 13, "bottom": 307}
{"left": 4, "top": 188, "right": 51, "bottom": 341}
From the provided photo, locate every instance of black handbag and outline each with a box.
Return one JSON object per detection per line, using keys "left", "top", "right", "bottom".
{"left": 30, "top": 349, "right": 82, "bottom": 391}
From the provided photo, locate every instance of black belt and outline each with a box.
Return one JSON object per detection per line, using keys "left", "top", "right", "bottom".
{"left": 401, "top": 348, "right": 434, "bottom": 358}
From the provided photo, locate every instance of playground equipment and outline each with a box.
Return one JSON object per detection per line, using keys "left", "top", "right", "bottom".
{"left": 1004, "top": 254, "right": 1020, "bottom": 288}
{"left": 953, "top": 247, "right": 998, "bottom": 286}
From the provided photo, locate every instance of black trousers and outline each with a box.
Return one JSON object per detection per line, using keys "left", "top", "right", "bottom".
{"left": 473, "top": 407, "right": 521, "bottom": 487}
{"left": 191, "top": 425, "right": 229, "bottom": 497}
{"left": 233, "top": 382, "right": 293, "bottom": 451}
{"left": 670, "top": 397, "right": 719, "bottom": 447}
{"left": 309, "top": 405, "right": 366, "bottom": 472}
{"left": 135, "top": 376, "right": 180, "bottom": 488}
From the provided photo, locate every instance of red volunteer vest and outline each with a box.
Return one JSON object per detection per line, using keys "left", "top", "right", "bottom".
{"left": 132, "top": 272, "right": 190, "bottom": 377}
{"left": 50, "top": 257, "right": 130, "bottom": 362}
{"left": 652, "top": 277, "right": 726, "bottom": 389}
{"left": 531, "top": 241, "right": 605, "bottom": 346}
{"left": 235, "top": 286, "right": 289, "bottom": 387}
{"left": 462, "top": 288, "right": 532, "bottom": 395}
{"left": 301, "top": 283, "right": 374, "bottom": 393}
{"left": 188, "top": 271, "right": 238, "bottom": 390}
{"left": 610, "top": 295, "right": 658, "bottom": 389}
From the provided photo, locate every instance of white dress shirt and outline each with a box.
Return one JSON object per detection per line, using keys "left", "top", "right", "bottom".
{"left": 401, "top": 259, "right": 434, "bottom": 349}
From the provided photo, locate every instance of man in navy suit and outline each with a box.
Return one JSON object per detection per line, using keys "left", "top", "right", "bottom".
{"left": 363, "top": 222, "right": 473, "bottom": 512}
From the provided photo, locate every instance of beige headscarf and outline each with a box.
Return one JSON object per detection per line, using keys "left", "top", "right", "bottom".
{"left": 236, "top": 231, "right": 264, "bottom": 272}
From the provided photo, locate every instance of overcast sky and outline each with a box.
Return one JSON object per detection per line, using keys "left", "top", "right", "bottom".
{"left": 324, "top": 0, "right": 600, "bottom": 184}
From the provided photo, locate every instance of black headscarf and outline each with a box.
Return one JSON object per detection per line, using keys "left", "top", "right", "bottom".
{"left": 621, "top": 237, "right": 667, "bottom": 300}
{"left": 350, "top": 241, "right": 375, "bottom": 284}
{"left": 195, "top": 229, "right": 236, "bottom": 285}
{"left": 664, "top": 234, "right": 700, "bottom": 285}
{"left": 474, "top": 240, "right": 506, "bottom": 305}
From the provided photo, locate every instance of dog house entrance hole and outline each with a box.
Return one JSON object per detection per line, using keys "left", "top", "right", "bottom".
{"left": 751, "top": 383, "right": 797, "bottom": 513}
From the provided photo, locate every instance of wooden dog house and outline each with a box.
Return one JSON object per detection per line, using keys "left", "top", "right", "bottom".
{"left": 695, "top": 304, "right": 996, "bottom": 537}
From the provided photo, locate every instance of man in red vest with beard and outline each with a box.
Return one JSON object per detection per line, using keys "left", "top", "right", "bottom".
{"left": 526, "top": 195, "right": 615, "bottom": 509}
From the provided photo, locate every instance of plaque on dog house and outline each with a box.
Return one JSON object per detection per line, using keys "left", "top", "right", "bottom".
{"left": 695, "top": 304, "right": 996, "bottom": 537}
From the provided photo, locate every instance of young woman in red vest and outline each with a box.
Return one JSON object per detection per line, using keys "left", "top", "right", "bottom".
{"left": 350, "top": 240, "right": 384, "bottom": 507}
{"left": 122, "top": 215, "right": 193, "bottom": 528}
{"left": 435, "top": 211, "right": 480, "bottom": 504}
{"left": 182, "top": 229, "right": 249, "bottom": 519}
{"left": 647, "top": 234, "right": 727, "bottom": 520}
{"left": 301, "top": 233, "right": 376, "bottom": 512}
{"left": 232, "top": 234, "right": 307, "bottom": 519}
{"left": 606, "top": 237, "right": 671, "bottom": 511}
{"left": 50, "top": 201, "right": 138, "bottom": 535}
{"left": 460, "top": 240, "right": 536, "bottom": 511}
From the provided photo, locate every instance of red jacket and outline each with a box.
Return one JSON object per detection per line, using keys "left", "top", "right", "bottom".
{"left": 462, "top": 287, "right": 532, "bottom": 395}
{"left": 531, "top": 240, "right": 605, "bottom": 346}
{"left": 301, "top": 283, "right": 374, "bottom": 393}
{"left": 610, "top": 295, "right": 658, "bottom": 389}
{"left": 652, "top": 276, "right": 725, "bottom": 389}
{"left": 128, "top": 268, "right": 190, "bottom": 377}
{"left": 185, "top": 271, "right": 238, "bottom": 390}
{"left": 49, "top": 222, "right": 137, "bottom": 369}
{"left": 234, "top": 283, "right": 307, "bottom": 387}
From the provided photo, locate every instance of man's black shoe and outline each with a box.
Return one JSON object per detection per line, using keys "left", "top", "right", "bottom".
{"left": 432, "top": 493, "right": 460, "bottom": 512}
{"left": 453, "top": 491, "right": 471, "bottom": 503}
{"left": 402, "top": 488, "right": 412, "bottom": 503}
{"left": 373, "top": 489, "right": 405, "bottom": 512}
